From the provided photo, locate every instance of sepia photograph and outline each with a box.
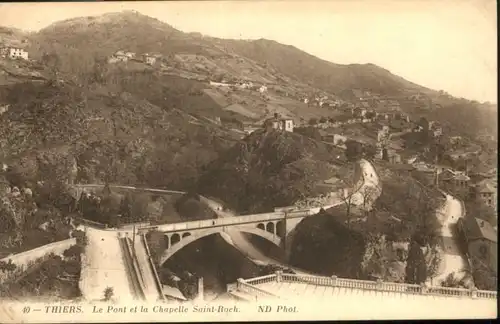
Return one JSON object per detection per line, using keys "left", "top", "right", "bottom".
{"left": 0, "top": 0, "right": 497, "bottom": 322}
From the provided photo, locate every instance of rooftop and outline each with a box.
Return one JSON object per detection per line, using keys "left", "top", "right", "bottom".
{"left": 464, "top": 217, "right": 497, "bottom": 243}
{"left": 454, "top": 173, "right": 471, "bottom": 181}
{"left": 389, "top": 164, "right": 415, "bottom": 172}
{"left": 475, "top": 179, "right": 497, "bottom": 193}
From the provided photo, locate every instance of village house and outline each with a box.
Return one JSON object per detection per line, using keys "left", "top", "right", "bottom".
{"left": 387, "top": 150, "right": 402, "bottom": 164}
{"left": 387, "top": 100, "right": 401, "bottom": 111}
{"left": 389, "top": 119, "right": 410, "bottom": 132}
{"left": 439, "top": 169, "right": 471, "bottom": 196}
{"left": 143, "top": 54, "right": 157, "bottom": 65}
{"left": 359, "top": 100, "right": 370, "bottom": 110}
{"left": 458, "top": 217, "right": 497, "bottom": 273}
{"left": 124, "top": 51, "right": 136, "bottom": 59}
{"left": 390, "top": 163, "right": 416, "bottom": 177}
{"left": 429, "top": 121, "right": 443, "bottom": 137}
{"left": 263, "top": 114, "right": 294, "bottom": 132}
{"left": 412, "top": 162, "right": 436, "bottom": 186}
{"left": 0, "top": 47, "right": 29, "bottom": 60}
{"left": 0, "top": 104, "right": 9, "bottom": 115}
{"left": 353, "top": 107, "right": 367, "bottom": 118}
{"left": 471, "top": 179, "right": 497, "bottom": 210}
{"left": 110, "top": 50, "right": 129, "bottom": 62}
{"left": 376, "top": 125, "right": 390, "bottom": 142}
{"left": 449, "top": 136, "right": 462, "bottom": 146}
{"left": 321, "top": 132, "right": 347, "bottom": 148}
{"left": 209, "top": 81, "right": 231, "bottom": 88}
{"left": 237, "top": 81, "right": 254, "bottom": 89}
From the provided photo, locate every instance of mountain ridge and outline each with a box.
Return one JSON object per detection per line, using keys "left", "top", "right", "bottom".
{"left": 1, "top": 11, "right": 435, "bottom": 98}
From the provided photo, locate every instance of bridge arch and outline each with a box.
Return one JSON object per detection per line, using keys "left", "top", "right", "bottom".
{"left": 266, "top": 222, "right": 275, "bottom": 234}
{"left": 171, "top": 233, "right": 180, "bottom": 245}
{"left": 160, "top": 226, "right": 282, "bottom": 265}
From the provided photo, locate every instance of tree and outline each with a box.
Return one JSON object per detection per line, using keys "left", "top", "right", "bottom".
{"left": 345, "top": 140, "right": 363, "bottom": 162}
{"left": 63, "top": 245, "right": 83, "bottom": 259}
{"left": 308, "top": 118, "right": 318, "bottom": 126}
{"left": 441, "top": 273, "right": 467, "bottom": 288}
{"left": 365, "top": 111, "right": 376, "bottom": 120}
{"left": 338, "top": 185, "right": 357, "bottom": 228}
{"left": 405, "top": 239, "right": 427, "bottom": 284}
{"left": 293, "top": 127, "right": 322, "bottom": 141}
{"left": 41, "top": 52, "right": 61, "bottom": 82}
{"left": 0, "top": 259, "right": 16, "bottom": 272}
{"left": 363, "top": 145, "right": 377, "bottom": 160}
{"left": 72, "top": 229, "right": 88, "bottom": 247}
{"left": 425, "top": 245, "right": 443, "bottom": 284}
{"left": 360, "top": 185, "right": 379, "bottom": 216}
{"left": 103, "top": 287, "right": 114, "bottom": 301}
{"left": 319, "top": 116, "right": 327, "bottom": 124}
{"left": 472, "top": 257, "right": 497, "bottom": 291}
{"left": 382, "top": 148, "right": 389, "bottom": 161}
{"left": 361, "top": 234, "right": 389, "bottom": 280}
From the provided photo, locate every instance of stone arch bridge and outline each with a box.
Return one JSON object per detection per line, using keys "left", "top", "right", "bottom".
{"left": 136, "top": 208, "right": 322, "bottom": 265}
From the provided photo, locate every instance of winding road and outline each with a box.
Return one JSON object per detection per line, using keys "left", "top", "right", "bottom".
{"left": 431, "top": 193, "right": 470, "bottom": 286}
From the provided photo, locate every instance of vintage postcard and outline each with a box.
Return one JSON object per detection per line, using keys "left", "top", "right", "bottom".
{"left": 0, "top": 0, "right": 497, "bottom": 322}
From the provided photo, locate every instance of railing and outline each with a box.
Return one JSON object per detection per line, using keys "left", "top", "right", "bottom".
{"left": 141, "top": 234, "right": 165, "bottom": 300}
{"left": 120, "top": 237, "right": 146, "bottom": 300}
{"left": 244, "top": 274, "right": 278, "bottom": 285}
{"left": 235, "top": 278, "right": 278, "bottom": 299}
{"left": 238, "top": 273, "right": 497, "bottom": 300}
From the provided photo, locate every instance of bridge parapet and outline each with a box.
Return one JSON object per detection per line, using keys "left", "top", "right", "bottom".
{"left": 149, "top": 212, "right": 290, "bottom": 233}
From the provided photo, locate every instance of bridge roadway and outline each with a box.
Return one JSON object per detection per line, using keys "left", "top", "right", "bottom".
{"left": 141, "top": 207, "right": 322, "bottom": 234}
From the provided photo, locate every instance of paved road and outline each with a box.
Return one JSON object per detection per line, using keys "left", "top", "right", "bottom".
{"left": 78, "top": 226, "right": 135, "bottom": 302}
{"left": 132, "top": 236, "right": 163, "bottom": 301}
{"left": 432, "top": 194, "right": 469, "bottom": 286}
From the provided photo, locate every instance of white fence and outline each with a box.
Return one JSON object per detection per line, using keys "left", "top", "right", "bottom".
{"left": 237, "top": 272, "right": 498, "bottom": 300}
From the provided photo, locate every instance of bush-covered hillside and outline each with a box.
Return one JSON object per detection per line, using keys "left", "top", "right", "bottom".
{"left": 197, "top": 129, "right": 347, "bottom": 213}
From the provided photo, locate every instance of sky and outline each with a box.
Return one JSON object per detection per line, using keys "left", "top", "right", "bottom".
{"left": 0, "top": 0, "right": 497, "bottom": 103}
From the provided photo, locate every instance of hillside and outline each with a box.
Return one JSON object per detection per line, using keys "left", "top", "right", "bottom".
{"left": 0, "top": 26, "right": 30, "bottom": 48}
{"left": 22, "top": 12, "right": 436, "bottom": 101}
{"left": 0, "top": 10, "right": 495, "bottom": 190}
{"left": 197, "top": 129, "right": 348, "bottom": 213}
{"left": 221, "top": 38, "right": 431, "bottom": 97}
{"left": 0, "top": 80, "right": 238, "bottom": 191}
{"left": 28, "top": 11, "right": 211, "bottom": 60}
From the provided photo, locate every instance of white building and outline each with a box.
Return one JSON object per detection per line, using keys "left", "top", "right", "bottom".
{"left": 124, "top": 52, "right": 136, "bottom": 59}
{"left": 259, "top": 85, "right": 268, "bottom": 93}
{"left": 0, "top": 47, "right": 28, "bottom": 60}
{"left": 265, "top": 116, "right": 294, "bottom": 132}
{"left": 271, "top": 119, "right": 294, "bottom": 132}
